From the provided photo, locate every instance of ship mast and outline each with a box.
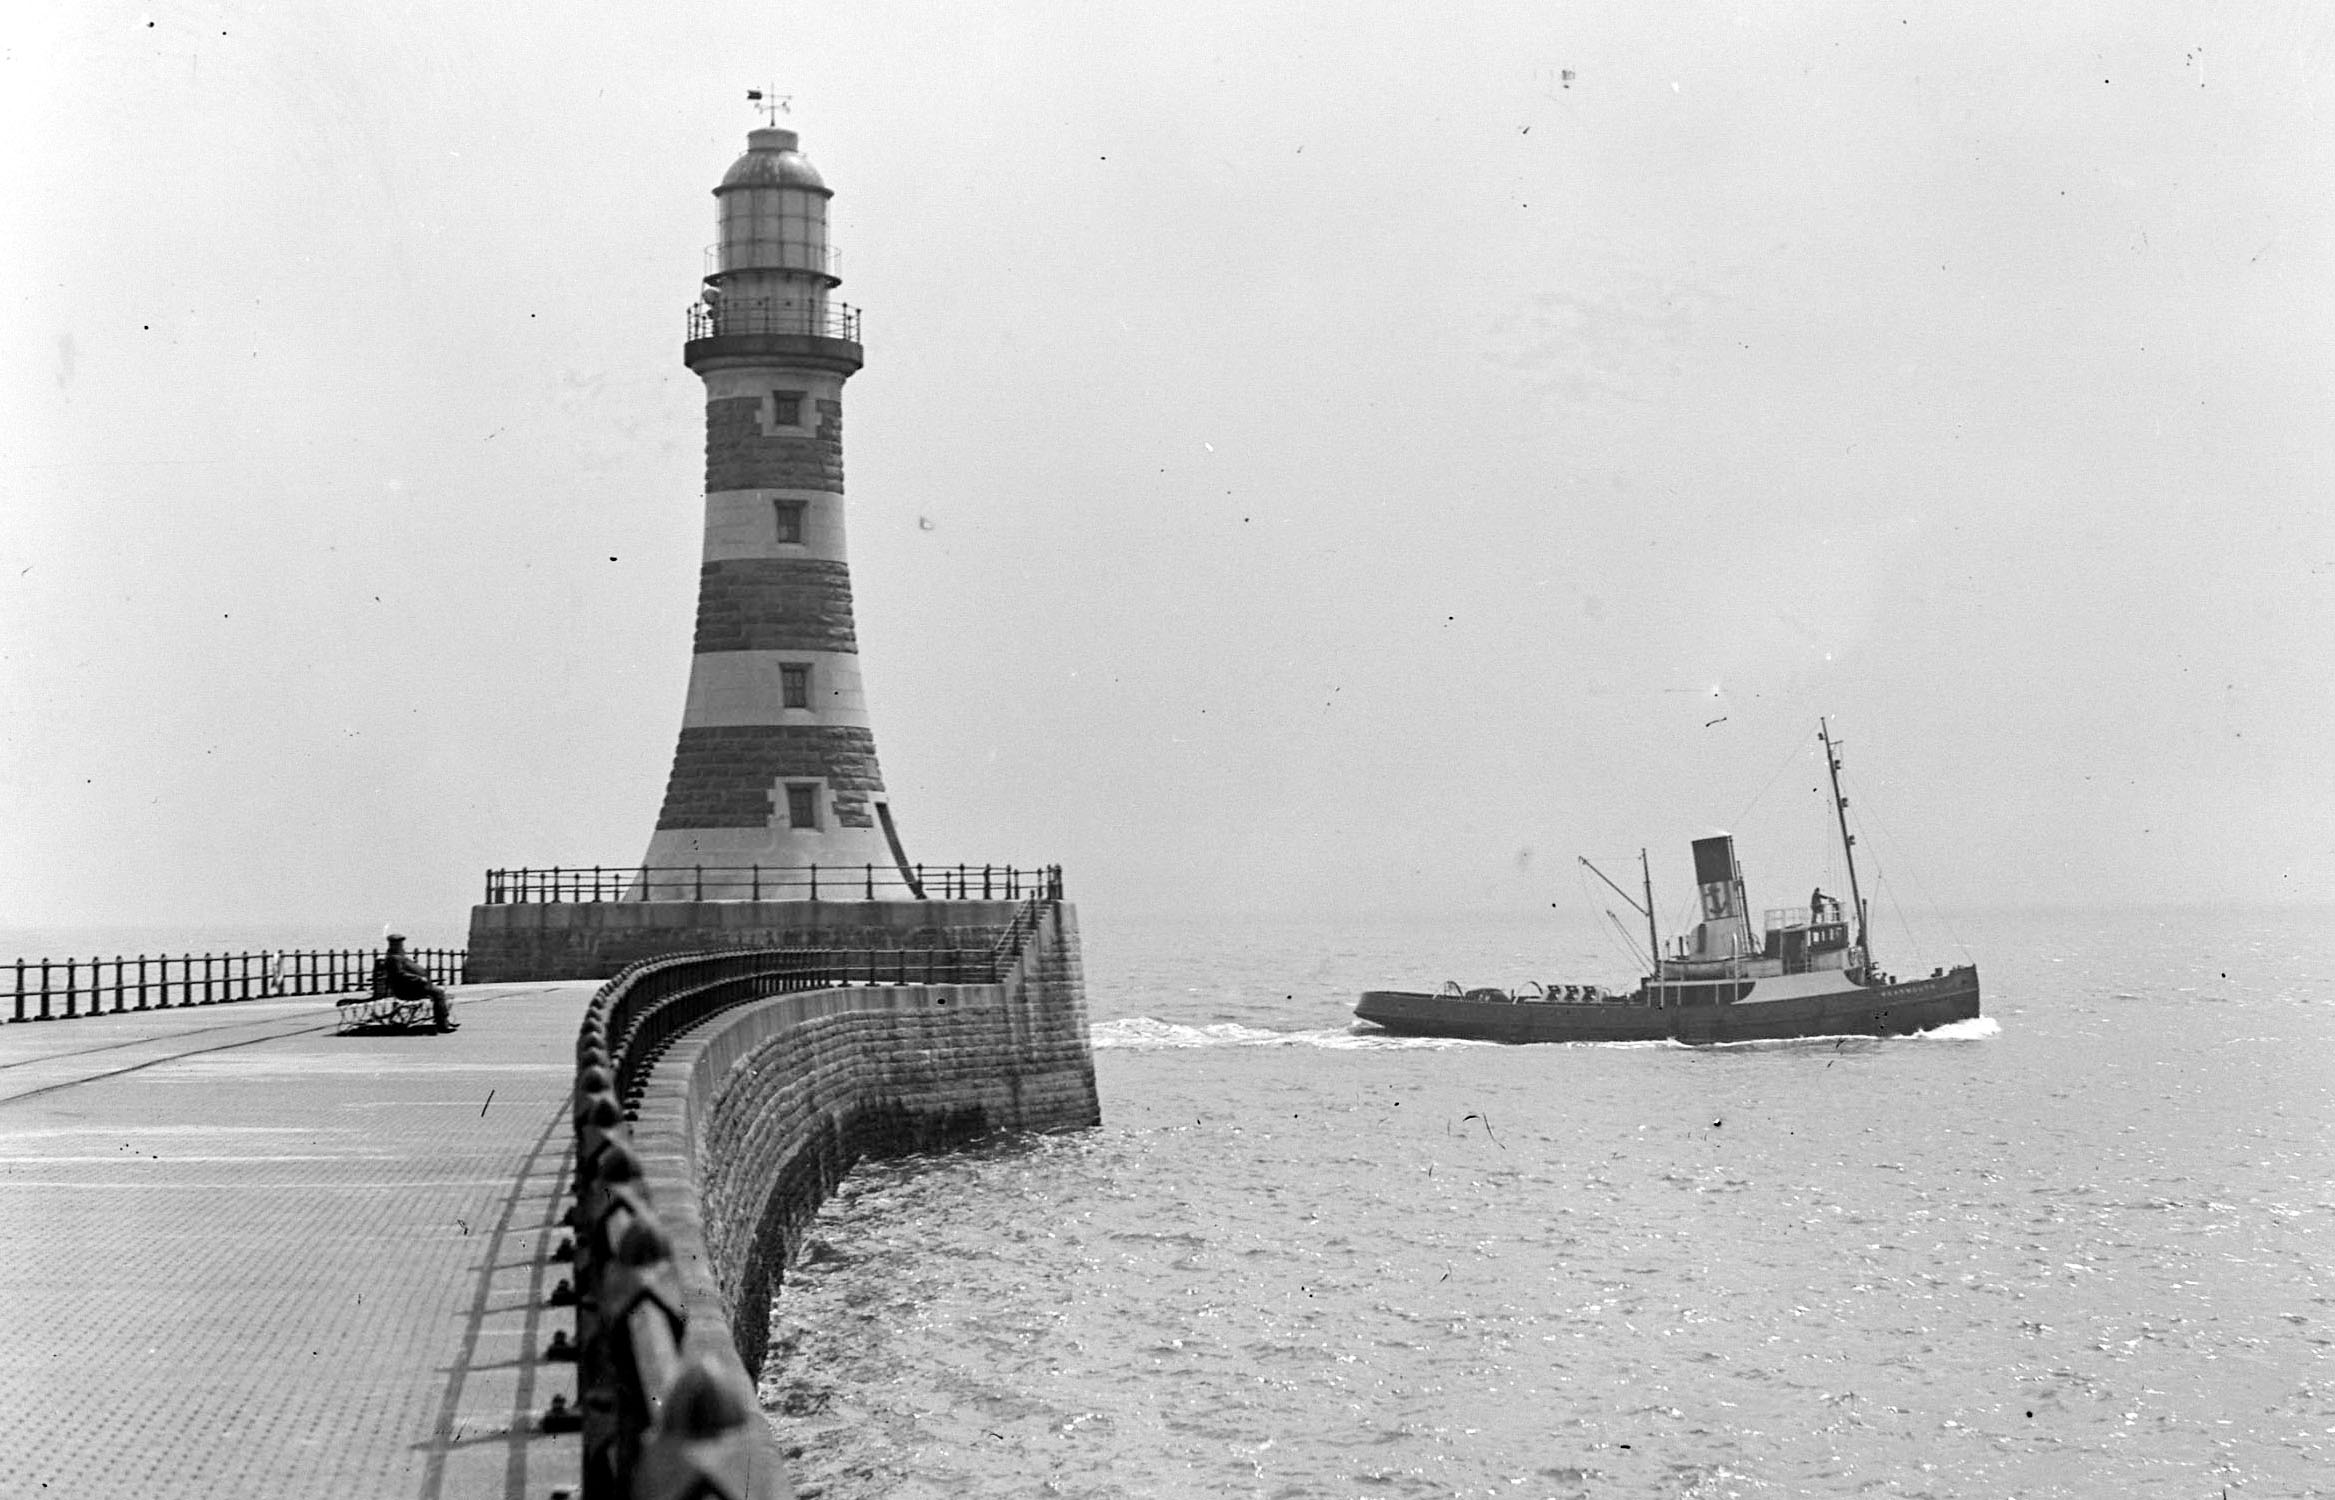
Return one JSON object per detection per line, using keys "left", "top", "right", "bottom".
{"left": 1641, "top": 848, "right": 1660, "bottom": 971}
{"left": 1818, "top": 718, "right": 1870, "bottom": 970}
{"left": 1578, "top": 851, "right": 1664, "bottom": 973}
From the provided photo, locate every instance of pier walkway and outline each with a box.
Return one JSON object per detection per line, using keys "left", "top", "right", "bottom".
{"left": 0, "top": 982, "right": 596, "bottom": 1499}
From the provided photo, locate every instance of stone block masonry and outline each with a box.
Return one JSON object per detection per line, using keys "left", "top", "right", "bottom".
{"left": 467, "top": 896, "right": 1030, "bottom": 982}
{"left": 621, "top": 903, "right": 1098, "bottom": 1386}
{"left": 656, "top": 723, "right": 883, "bottom": 831}
{"left": 691, "top": 558, "right": 861, "bottom": 655}
{"left": 706, "top": 396, "right": 845, "bottom": 493}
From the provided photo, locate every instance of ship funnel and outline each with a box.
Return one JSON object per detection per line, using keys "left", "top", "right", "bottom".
{"left": 1691, "top": 835, "right": 1741, "bottom": 922}
{"left": 1686, "top": 835, "right": 1754, "bottom": 962}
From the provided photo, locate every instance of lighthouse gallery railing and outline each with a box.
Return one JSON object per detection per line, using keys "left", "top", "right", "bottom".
{"left": 685, "top": 300, "right": 861, "bottom": 342}
{"left": 483, "top": 863, "right": 1061, "bottom": 905}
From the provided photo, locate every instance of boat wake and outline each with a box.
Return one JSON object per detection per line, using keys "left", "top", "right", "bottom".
{"left": 1916, "top": 1015, "right": 2001, "bottom": 1041}
{"left": 1092, "top": 1017, "right": 1485, "bottom": 1051}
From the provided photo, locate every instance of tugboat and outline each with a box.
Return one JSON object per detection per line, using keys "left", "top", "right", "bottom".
{"left": 1354, "top": 722, "right": 1981, "bottom": 1044}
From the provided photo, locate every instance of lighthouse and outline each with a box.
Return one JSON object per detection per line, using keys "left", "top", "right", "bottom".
{"left": 639, "top": 125, "right": 909, "bottom": 895}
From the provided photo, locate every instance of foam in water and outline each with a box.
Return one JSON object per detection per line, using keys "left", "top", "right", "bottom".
{"left": 1919, "top": 1014, "right": 2002, "bottom": 1040}
{"left": 1089, "top": 1017, "right": 1481, "bottom": 1050}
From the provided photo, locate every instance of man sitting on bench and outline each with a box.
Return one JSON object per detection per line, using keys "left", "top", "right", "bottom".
{"left": 377, "top": 934, "right": 456, "bottom": 1033}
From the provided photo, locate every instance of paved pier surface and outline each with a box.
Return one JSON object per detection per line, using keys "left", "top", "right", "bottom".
{"left": 0, "top": 982, "right": 597, "bottom": 1499}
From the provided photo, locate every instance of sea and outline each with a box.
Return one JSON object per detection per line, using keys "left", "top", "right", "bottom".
{"left": 758, "top": 906, "right": 2335, "bottom": 1500}
{"left": 7, "top": 906, "right": 2326, "bottom": 1497}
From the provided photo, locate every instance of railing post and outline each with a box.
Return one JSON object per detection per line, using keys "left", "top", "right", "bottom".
{"left": 39, "top": 959, "right": 52, "bottom": 1020}
{"left": 694, "top": 865, "right": 703, "bottom": 902}
{"left": 983, "top": 864, "right": 992, "bottom": 900}
{"left": 810, "top": 864, "right": 819, "bottom": 901}
{"left": 639, "top": 863, "right": 649, "bottom": 902}
{"left": 865, "top": 863, "right": 874, "bottom": 901}
{"left": 13, "top": 958, "right": 24, "bottom": 1022}
{"left": 751, "top": 864, "right": 760, "bottom": 902}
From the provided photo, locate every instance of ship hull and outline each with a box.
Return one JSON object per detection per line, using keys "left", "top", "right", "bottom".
{"left": 1355, "top": 967, "right": 1980, "bottom": 1045}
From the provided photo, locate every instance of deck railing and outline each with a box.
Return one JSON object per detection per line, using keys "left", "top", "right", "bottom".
{"left": 483, "top": 863, "right": 1062, "bottom": 906}
{"left": 3, "top": 947, "right": 467, "bottom": 1024}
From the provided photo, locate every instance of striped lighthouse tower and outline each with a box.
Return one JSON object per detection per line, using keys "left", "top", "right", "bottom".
{"left": 640, "top": 125, "right": 910, "bottom": 895}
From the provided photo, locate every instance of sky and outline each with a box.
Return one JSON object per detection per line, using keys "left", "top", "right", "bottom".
{"left": 4, "top": 1, "right": 2332, "bottom": 937}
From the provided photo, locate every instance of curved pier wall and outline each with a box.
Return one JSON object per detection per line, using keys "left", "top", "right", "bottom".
{"left": 620, "top": 902, "right": 1097, "bottom": 1379}
{"left": 468, "top": 897, "right": 1026, "bottom": 982}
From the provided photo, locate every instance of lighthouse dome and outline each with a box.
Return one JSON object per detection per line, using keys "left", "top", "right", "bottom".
{"left": 718, "top": 128, "right": 829, "bottom": 194}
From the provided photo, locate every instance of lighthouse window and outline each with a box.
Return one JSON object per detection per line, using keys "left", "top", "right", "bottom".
{"left": 785, "top": 783, "right": 820, "bottom": 829}
{"left": 773, "top": 500, "right": 805, "bottom": 544}
{"left": 780, "top": 663, "right": 810, "bottom": 709}
{"left": 768, "top": 389, "right": 805, "bottom": 427}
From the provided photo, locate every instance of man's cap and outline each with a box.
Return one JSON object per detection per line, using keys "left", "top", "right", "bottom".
{"left": 386, "top": 933, "right": 407, "bottom": 943}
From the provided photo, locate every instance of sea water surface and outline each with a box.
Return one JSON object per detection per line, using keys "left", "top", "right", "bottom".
{"left": 760, "top": 907, "right": 2334, "bottom": 1499}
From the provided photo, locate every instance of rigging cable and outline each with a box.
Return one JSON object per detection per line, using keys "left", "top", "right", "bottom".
{"left": 1576, "top": 860, "right": 1650, "bottom": 974}
{"left": 1602, "top": 908, "right": 1650, "bottom": 972}
{"left": 1725, "top": 723, "right": 1819, "bottom": 832}
{"left": 1838, "top": 755, "right": 1975, "bottom": 967}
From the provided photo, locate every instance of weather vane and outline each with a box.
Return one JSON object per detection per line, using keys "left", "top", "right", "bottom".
{"left": 746, "top": 88, "right": 792, "bottom": 126}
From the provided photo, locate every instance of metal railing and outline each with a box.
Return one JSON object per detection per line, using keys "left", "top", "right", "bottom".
{"left": 3, "top": 947, "right": 467, "bottom": 1024}
{"left": 988, "top": 890, "right": 1052, "bottom": 970}
{"left": 559, "top": 882, "right": 1065, "bottom": 1498}
{"left": 1760, "top": 906, "right": 1848, "bottom": 932}
{"left": 686, "top": 299, "right": 861, "bottom": 343}
{"left": 484, "top": 863, "right": 1062, "bottom": 906}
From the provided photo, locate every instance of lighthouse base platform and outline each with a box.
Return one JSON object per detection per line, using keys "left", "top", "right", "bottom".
{"left": 466, "top": 898, "right": 1049, "bottom": 983}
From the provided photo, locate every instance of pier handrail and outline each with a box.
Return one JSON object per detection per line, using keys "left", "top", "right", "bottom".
{"left": 3, "top": 946, "right": 466, "bottom": 1024}
{"left": 483, "top": 863, "right": 1062, "bottom": 905}
{"left": 561, "top": 874, "right": 1068, "bottom": 1497}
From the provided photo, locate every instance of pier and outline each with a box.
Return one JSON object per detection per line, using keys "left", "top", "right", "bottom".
{"left": 0, "top": 980, "right": 591, "bottom": 1498}
{"left": 1, "top": 883, "right": 1098, "bottom": 1498}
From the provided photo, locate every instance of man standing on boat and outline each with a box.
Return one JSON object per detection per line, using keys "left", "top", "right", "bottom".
{"left": 1810, "top": 887, "right": 1830, "bottom": 923}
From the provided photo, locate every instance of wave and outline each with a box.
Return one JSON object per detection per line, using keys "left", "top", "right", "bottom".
{"left": 1090, "top": 1017, "right": 1484, "bottom": 1051}
{"left": 1917, "top": 1015, "right": 2002, "bottom": 1041}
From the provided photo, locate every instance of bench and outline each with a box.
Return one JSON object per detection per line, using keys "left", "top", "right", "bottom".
{"left": 336, "top": 971, "right": 435, "bottom": 1034}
